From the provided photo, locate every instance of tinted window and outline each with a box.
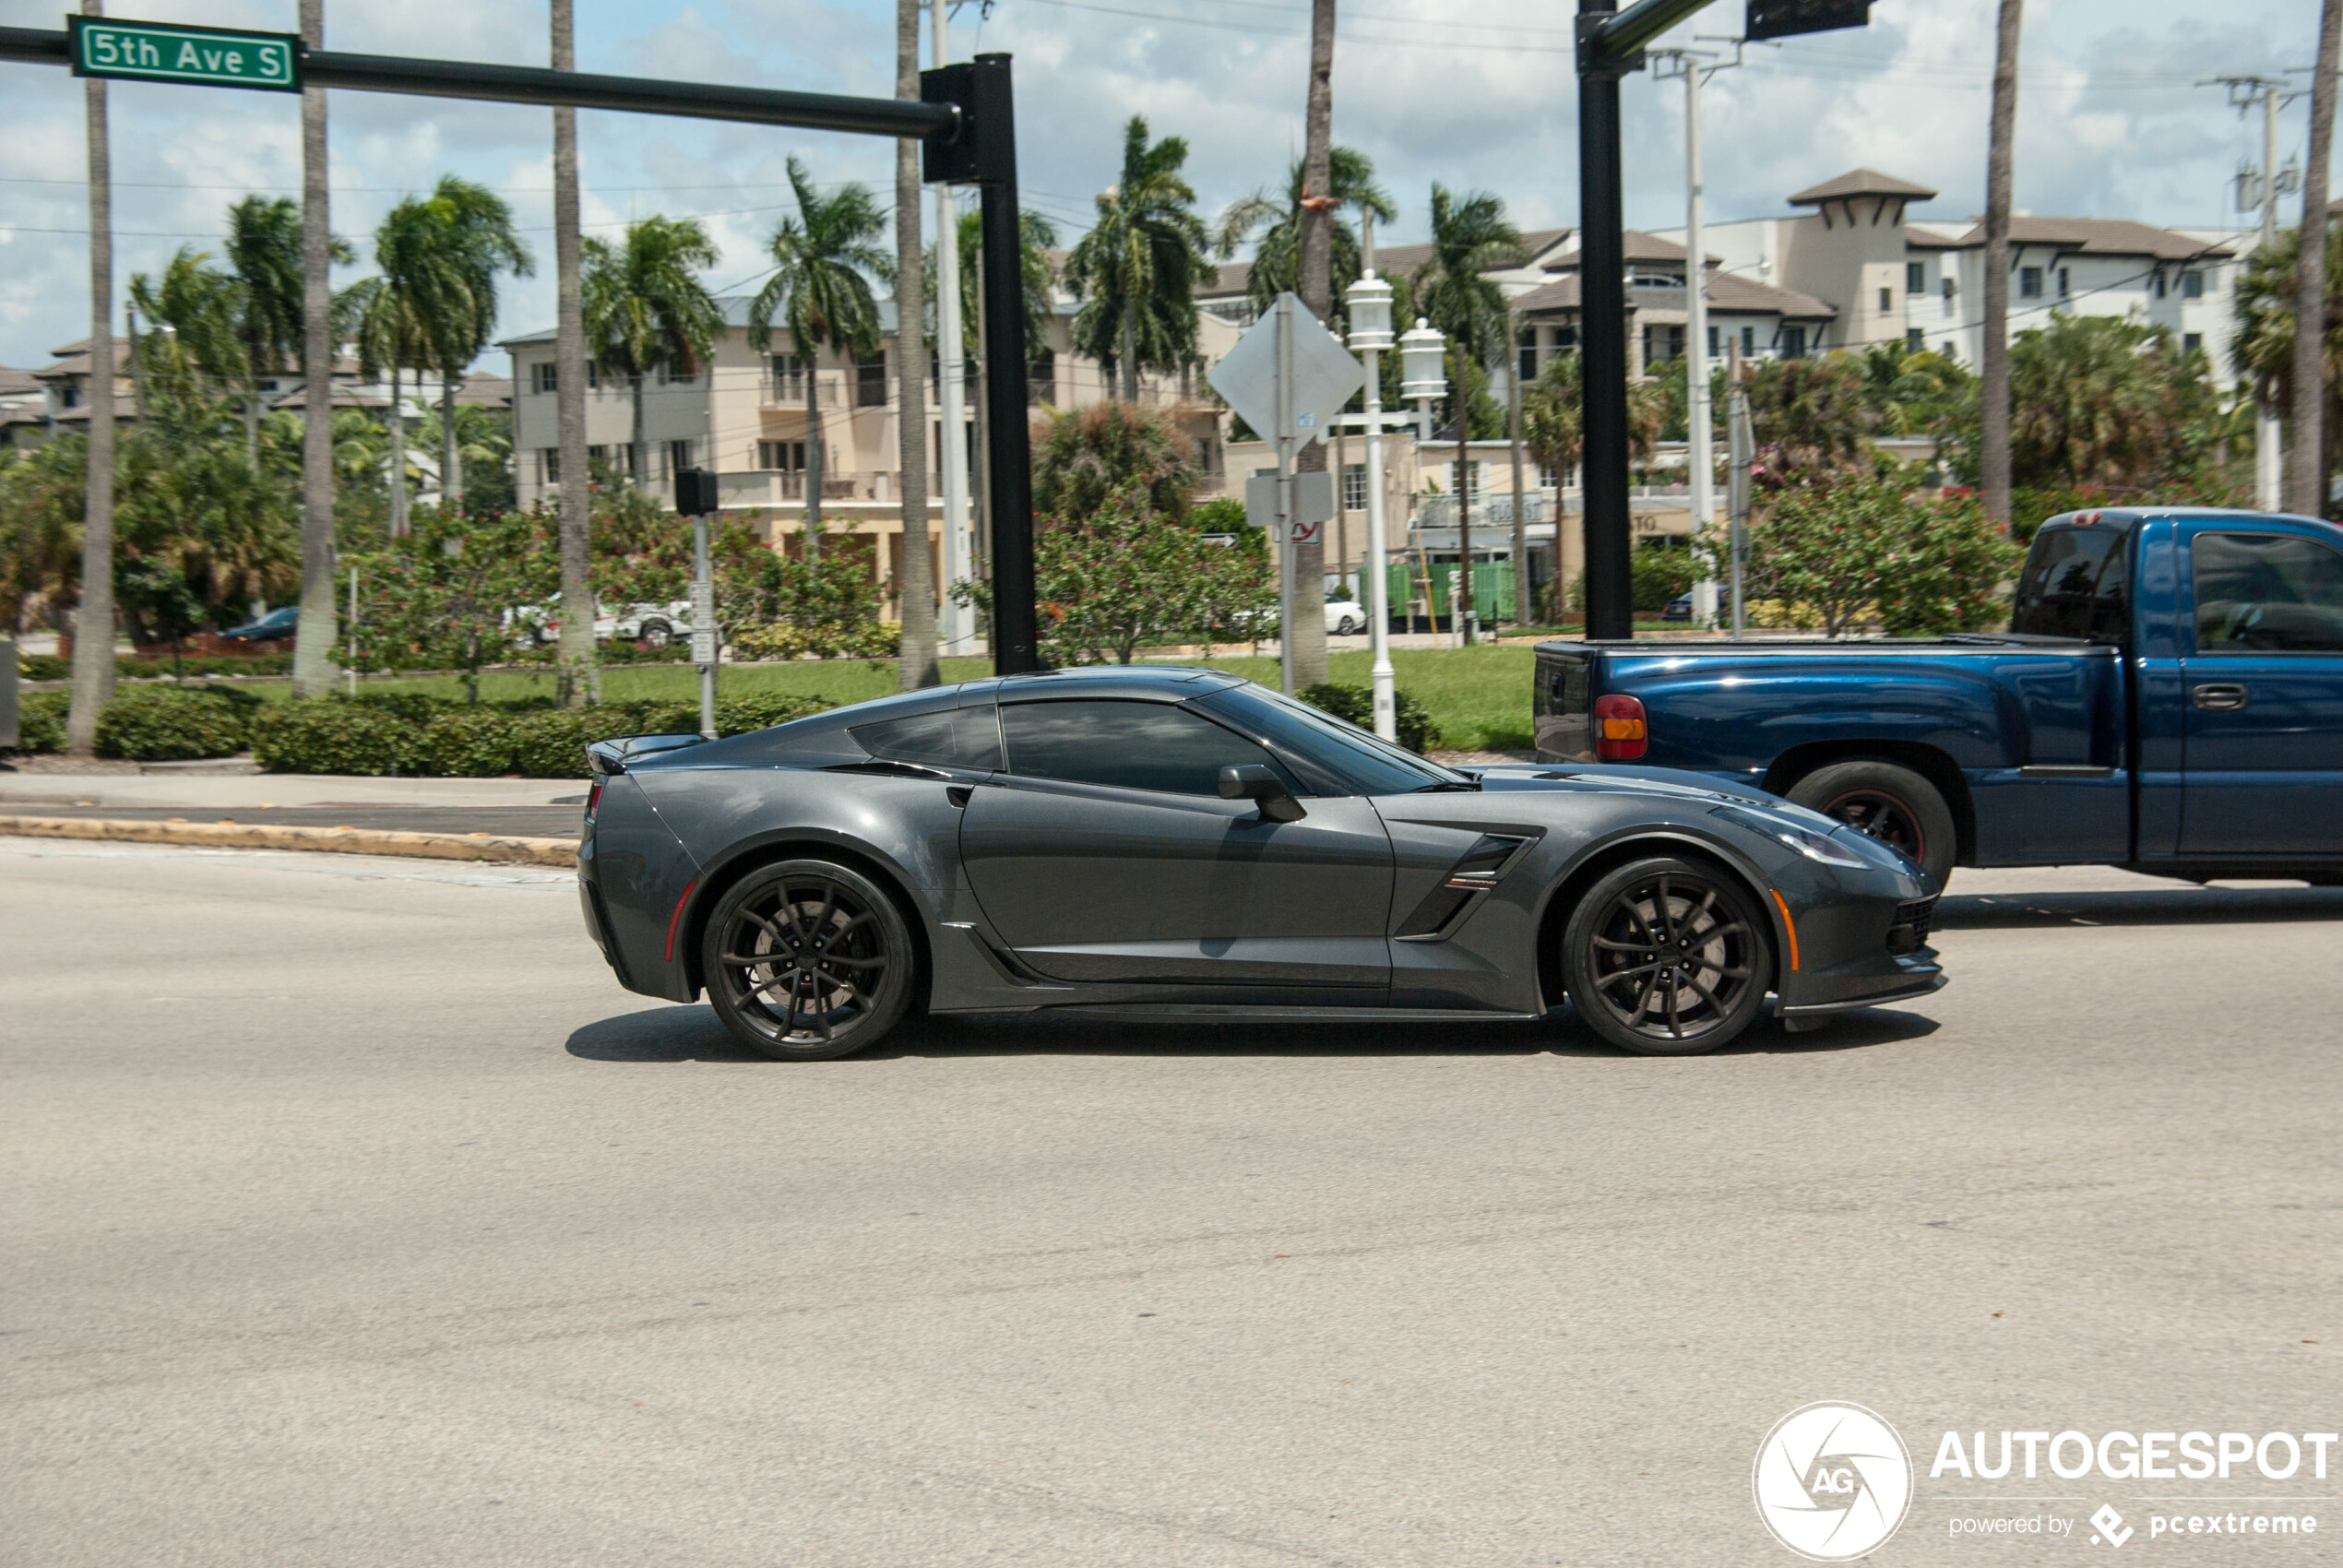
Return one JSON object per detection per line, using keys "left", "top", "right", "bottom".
{"left": 1000, "top": 700, "right": 1272, "bottom": 795}
{"left": 1195, "top": 685, "right": 1461, "bottom": 796}
{"left": 2011, "top": 524, "right": 2129, "bottom": 640}
{"left": 2194, "top": 531, "right": 2343, "bottom": 653}
{"left": 850, "top": 706, "right": 1003, "bottom": 770}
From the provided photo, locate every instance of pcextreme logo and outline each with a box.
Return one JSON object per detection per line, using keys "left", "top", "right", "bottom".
{"left": 1754, "top": 1402, "right": 1915, "bottom": 1562}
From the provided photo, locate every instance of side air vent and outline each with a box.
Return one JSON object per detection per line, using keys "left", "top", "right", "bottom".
{"left": 1395, "top": 834, "right": 1531, "bottom": 939}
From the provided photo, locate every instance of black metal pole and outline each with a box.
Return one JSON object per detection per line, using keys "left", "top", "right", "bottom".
{"left": 1578, "top": 1, "right": 1634, "bottom": 641}
{"left": 969, "top": 54, "right": 1040, "bottom": 673}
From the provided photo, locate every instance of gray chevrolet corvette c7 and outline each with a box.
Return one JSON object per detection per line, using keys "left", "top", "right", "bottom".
{"left": 577, "top": 665, "right": 1944, "bottom": 1059}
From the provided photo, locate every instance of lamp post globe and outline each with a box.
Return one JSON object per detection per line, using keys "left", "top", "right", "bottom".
{"left": 1346, "top": 274, "right": 1393, "bottom": 352}
{"left": 1397, "top": 316, "right": 1445, "bottom": 401}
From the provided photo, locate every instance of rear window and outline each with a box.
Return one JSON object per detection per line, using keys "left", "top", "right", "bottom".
{"left": 850, "top": 706, "right": 1003, "bottom": 771}
{"left": 2011, "top": 524, "right": 2130, "bottom": 640}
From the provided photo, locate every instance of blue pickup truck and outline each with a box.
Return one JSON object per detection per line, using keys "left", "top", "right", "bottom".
{"left": 1534, "top": 508, "right": 2343, "bottom": 887}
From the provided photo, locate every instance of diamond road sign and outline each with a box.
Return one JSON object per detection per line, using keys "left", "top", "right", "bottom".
{"left": 69, "top": 15, "right": 301, "bottom": 93}
{"left": 1207, "top": 292, "right": 1364, "bottom": 457}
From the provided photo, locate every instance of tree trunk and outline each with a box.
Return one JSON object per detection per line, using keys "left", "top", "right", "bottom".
{"left": 895, "top": 0, "right": 938, "bottom": 690}
{"left": 1120, "top": 291, "right": 1138, "bottom": 401}
{"left": 291, "top": 0, "right": 338, "bottom": 699}
{"left": 1509, "top": 315, "right": 1529, "bottom": 626}
{"left": 1980, "top": 0, "right": 2023, "bottom": 529}
{"left": 551, "top": 0, "right": 596, "bottom": 706}
{"left": 125, "top": 301, "right": 145, "bottom": 422}
{"left": 442, "top": 375, "right": 462, "bottom": 507}
{"left": 804, "top": 356, "right": 824, "bottom": 564}
{"left": 629, "top": 373, "right": 646, "bottom": 492}
{"left": 387, "top": 359, "right": 408, "bottom": 537}
{"left": 66, "top": 14, "right": 114, "bottom": 757}
{"left": 1288, "top": 0, "right": 1337, "bottom": 686}
{"left": 2290, "top": 0, "right": 2342, "bottom": 517}
{"left": 1455, "top": 343, "right": 1475, "bottom": 646}
{"left": 244, "top": 319, "right": 262, "bottom": 466}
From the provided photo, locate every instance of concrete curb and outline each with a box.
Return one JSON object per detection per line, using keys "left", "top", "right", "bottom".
{"left": 0, "top": 814, "right": 577, "bottom": 867}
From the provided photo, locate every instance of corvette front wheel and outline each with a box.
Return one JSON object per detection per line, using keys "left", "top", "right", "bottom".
{"left": 704, "top": 860, "right": 915, "bottom": 1060}
{"left": 1563, "top": 857, "right": 1773, "bottom": 1055}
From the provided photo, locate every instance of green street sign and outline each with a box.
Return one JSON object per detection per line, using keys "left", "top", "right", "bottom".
{"left": 67, "top": 15, "right": 301, "bottom": 93}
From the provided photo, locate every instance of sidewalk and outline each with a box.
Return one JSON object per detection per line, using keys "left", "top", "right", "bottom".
{"left": 0, "top": 773, "right": 586, "bottom": 809}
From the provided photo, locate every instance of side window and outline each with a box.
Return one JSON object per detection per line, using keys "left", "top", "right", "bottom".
{"left": 2011, "top": 525, "right": 2128, "bottom": 641}
{"left": 1000, "top": 700, "right": 1275, "bottom": 796}
{"left": 2194, "top": 532, "right": 2343, "bottom": 653}
{"left": 851, "top": 706, "right": 1002, "bottom": 770}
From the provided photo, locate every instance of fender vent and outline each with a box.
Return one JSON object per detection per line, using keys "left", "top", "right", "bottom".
{"left": 1396, "top": 834, "right": 1530, "bottom": 939}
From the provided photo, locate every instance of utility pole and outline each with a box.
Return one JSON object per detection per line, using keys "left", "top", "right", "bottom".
{"left": 931, "top": 0, "right": 972, "bottom": 656}
{"left": 1508, "top": 306, "right": 1529, "bottom": 627}
{"left": 2292, "top": 4, "right": 2343, "bottom": 518}
{"left": 1726, "top": 338, "right": 1750, "bottom": 640}
{"left": 1653, "top": 42, "right": 1739, "bottom": 628}
{"left": 2206, "top": 74, "right": 2300, "bottom": 511}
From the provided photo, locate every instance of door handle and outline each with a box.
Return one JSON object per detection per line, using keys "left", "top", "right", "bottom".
{"left": 2191, "top": 683, "right": 2249, "bottom": 712}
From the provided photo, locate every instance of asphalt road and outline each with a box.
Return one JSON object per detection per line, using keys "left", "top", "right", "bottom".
{"left": 4, "top": 840, "right": 2338, "bottom": 1567}
{"left": 0, "top": 803, "right": 586, "bottom": 838}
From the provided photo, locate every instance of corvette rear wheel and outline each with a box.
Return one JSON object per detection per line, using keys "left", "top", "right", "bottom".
{"left": 1563, "top": 857, "right": 1772, "bottom": 1055}
{"left": 704, "top": 860, "right": 914, "bottom": 1060}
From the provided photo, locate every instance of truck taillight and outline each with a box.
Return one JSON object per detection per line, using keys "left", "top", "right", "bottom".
{"left": 1594, "top": 694, "right": 1648, "bottom": 761}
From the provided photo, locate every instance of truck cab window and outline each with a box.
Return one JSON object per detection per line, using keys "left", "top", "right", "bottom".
{"left": 2193, "top": 532, "right": 2343, "bottom": 653}
{"left": 2012, "top": 525, "right": 2129, "bottom": 641}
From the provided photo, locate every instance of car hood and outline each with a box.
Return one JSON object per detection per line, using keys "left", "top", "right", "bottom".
{"left": 1467, "top": 760, "right": 1778, "bottom": 810}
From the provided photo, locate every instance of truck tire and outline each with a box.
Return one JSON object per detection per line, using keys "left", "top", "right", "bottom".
{"left": 1786, "top": 760, "right": 1956, "bottom": 888}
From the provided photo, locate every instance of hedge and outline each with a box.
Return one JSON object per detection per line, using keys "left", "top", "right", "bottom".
{"left": 15, "top": 652, "right": 293, "bottom": 683}
{"left": 8, "top": 690, "right": 68, "bottom": 753}
{"left": 1298, "top": 682, "right": 1441, "bottom": 755}
{"left": 250, "top": 690, "right": 832, "bottom": 778}
{"left": 94, "top": 683, "right": 266, "bottom": 761}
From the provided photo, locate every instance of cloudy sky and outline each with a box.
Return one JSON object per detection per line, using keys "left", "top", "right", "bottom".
{"left": 0, "top": 0, "right": 2325, "bottom": 373}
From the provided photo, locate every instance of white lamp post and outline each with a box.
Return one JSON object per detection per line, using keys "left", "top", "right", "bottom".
{"left": 1397, "top": 317, "right": 1448, "bottom": 647}
{"left": 1347, "top": 270, "right": 1397, "bottom": 742}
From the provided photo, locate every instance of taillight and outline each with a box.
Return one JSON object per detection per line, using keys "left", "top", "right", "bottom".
{"left": 585, "top": 780, "right": 604, "bottom": 817}
{"left": 1594, "top": 693, "right": 1648, "bottom": 761}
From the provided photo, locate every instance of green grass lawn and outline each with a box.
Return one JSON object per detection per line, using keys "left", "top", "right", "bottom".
{"left": 294, "top": 644, "right": 1538, "bottom": 754}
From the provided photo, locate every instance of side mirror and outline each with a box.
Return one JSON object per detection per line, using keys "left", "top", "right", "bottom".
{"left": 1219, "top": 763, "right": 1306, "bottom": 824}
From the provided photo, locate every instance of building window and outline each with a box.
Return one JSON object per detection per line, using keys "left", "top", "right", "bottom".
{"left": 1551, "top": 325, "right": 1579, "bottom": 353}
{"left": 531, "top": 362, "right": 558, "bottom": 395}
{"left": 1740, "top": 325, "right": 1755, "bottom": 355}
{"left": 2182, "top": 332, "right": 2204, "bottom": 355}
{"left": 1780, "top": 325, "right": 1808, "bottom": 360}
{"left": 1342, "top": 462, "right": 1367, "bottom": 513}
{"left": 666, "top": 438, "right": 694, "bottom": 477}
{"left": 756, "top": 440, "right": 806, "bottom": 471}
{"left": 2153, "top": 270, "right": 2169, "bottom": 299}
{"left": 1942, "top": 277, "right": 1956, "bottom": 303}
{"left": 1907, "top": 327, "right": 1925, "bottom": 350}
{"left": 855, "top": 351, "right": 888, "bottom": 408}
{"left": 539, "top": 448, "right": 559, "bottom": 485}
{"left": 58, "top": 386, "right": 80, "bottom": 410}
{"left": 2019, "top": 267, "right": 2044, "bottom": 299}
{"left": 1517, "top": 326, "right": 1538, "bottom": 383}
{"left": 656, "top": 362, "right": 696, "bottom": 386}
{"left": 2182, "top": 269, "right": 2206, "bottom": 299}
{"left": 589, "top": 443, "right": 634, "bottom": 478}
{"left": 584, "top": 360, "right": 602, "bottom": 390}
{"left": 1027, "top": 348, "right": 1055, "bottom": 406}
{"left": 2057, "top": 267, "right": 2071, "bottom": 299}
{"left": 1906, "top": 261, "right": 1925, "bottom": 292}
{"left": 769, "top": 354, "right": 804, "bottom": 401}
{"left": 1878, "top": 286, "right": 1893, "bottom": 314}
{"left": 1707, "top": 324, "right": 1719, "bottom": 356}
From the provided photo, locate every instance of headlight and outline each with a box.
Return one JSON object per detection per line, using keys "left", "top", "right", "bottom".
{"left": 1711, "top": 804, "right": 1870, "bottom": 867}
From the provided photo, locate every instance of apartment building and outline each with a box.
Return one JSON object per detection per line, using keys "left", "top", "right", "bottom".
{"left": 1663, "top": 168, "right": 2246, "bottom": 381}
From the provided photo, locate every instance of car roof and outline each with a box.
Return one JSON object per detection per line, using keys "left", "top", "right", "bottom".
{"left": 985, "top": 664, "right": 1248, "bottom": 703}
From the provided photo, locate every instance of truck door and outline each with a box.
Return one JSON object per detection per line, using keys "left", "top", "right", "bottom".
{"left": 2179, "top": 526, "right": 2343, "bottom": 858}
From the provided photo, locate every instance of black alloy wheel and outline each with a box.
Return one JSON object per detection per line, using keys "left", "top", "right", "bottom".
{"left": 1562, "top": 856, "right": 1772, "bottom": 1055}
{"left": 1785, "top": 759, "right": 1956, "bottom": 888}
{"left": 703, "top": 860, "right": 915, "bottom": 1060}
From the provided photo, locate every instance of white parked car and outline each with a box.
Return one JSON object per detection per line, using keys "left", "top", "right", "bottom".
{"left": 1233, "top": 593, "right": 1370, "bottom": 639}
{"left": 508, "top": 600, "right": 695, "bottom": 649}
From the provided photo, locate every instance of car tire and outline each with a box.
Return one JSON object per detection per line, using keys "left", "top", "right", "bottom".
{"left": 1337, "top": 614, "right": 1361, "bottom": 636}
{"left": 637, "top": 620, "right": 672, "bottom": 650}
{"left": 703, "top": 859, "right": 917, "bottom": 1061}
{"left": 1786, "top": 759, "right": 1956, "bottom": 888}
{"left": 1562, "top": 855, "right": 1773, "bottom": 1055}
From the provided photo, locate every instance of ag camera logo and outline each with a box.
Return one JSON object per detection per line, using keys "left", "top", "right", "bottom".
{"left": 1754, "top": 1402, "right": 1914, "bottom": 1561}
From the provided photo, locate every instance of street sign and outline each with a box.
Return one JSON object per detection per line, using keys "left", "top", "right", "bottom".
{"left": 1208, "top": 293, "right": 1363, "bottom": 453}
{"left": 68, "top": 16, "right": 301, "bottom": 93}
{"left": 1745, "top": 0, "right": 1872, "bottom": 42}
{"left": 689, "top": 583, "right": 717, "bottom": 668}
{"left": 1243, "top": 471, "right": 1334, "bottom": 542}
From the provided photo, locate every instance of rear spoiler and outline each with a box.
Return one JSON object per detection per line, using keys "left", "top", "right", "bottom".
{"left": 584, "top": 732, "right": 708, "bottom": 777}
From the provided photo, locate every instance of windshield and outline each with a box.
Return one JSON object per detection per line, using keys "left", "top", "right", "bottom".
{"left": 1195, "top": 684, "right": 1469, "bottom": 796}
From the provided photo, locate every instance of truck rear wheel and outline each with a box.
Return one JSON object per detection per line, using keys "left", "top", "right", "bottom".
{"left": 1786, "top": 760, "right": 1956, "bottom": 888}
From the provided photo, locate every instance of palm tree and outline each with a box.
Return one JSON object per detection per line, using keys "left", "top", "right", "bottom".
{"left": 938, "top": 205, "right": 1057, "bottom": 572}
{"left": 1412, "top": 184, "right": 1526, "bottom": 644}
{"left": 411, "top": 178, "right": 530, "bottom": 507}
{"left": 1217, "top": 148, "right": 1397, "bottom": 327}
{"left": 67, "top": 0, "right": 116, "bottom": 755}
{"left": 348, "top": 267, "right": 425, "bottom": 534}
{"left": 749, "top": 156, "right": 890, "bottom": 562}
{"left": 550, "top": 0, "right": 593, "bottom": 706}
{"left": 2291, "top": 0, "right": 2343, "bottom": 516}
{"left": 1064, "top": 117, "right": 1213, "bottom": 400}
{"left": 223, "top": 196, "right": 351, "bottom": 464}
{"left": 127, "top": 248, "right": 245, "bottom": 404}
{"left": 583, "top": 216, "right": 720, "bottom": 494}
{"left": 291, "top": 0, "right": 339, "bottom": 701}
{"left": 893, "top": 0, "right": 935, "bottom": 691}
{"left": 2008, "top": 315, "right": 2208, "bottom": 491}
{"left": 1980, "top": 0, "right": 2024, "bottom": 528}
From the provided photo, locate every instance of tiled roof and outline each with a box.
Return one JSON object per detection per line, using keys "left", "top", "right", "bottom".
{"left": 1513, "top": 270, "right": 1834, "bottom": 320}
{"left": 1545, "top": 230, "right": 1721, "bottom": 269}
{"left": 1789, "top": 168, "right": 1939, "bottom": 205}
{"left": 1937, "top": 217, "right": 2235, "bottom": 261}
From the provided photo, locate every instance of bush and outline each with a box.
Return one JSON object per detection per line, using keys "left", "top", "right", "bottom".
{"left": 252, "top": 691, "right": 832, "bottom": 778}
{"left": 93, "top": 683, "right": 265, "bottom": 761}
{"left": 1631, "top": 541, "right": 1699, "bottom": 613}
{"left": 18, "top": 652, "right": 70, "bottom": 682}
{"left": 731, "top": 620, "right": 900, "bottom": 661}
{"left": 1298, "top": 682, "right": 1442, "bottom": 755}
{"left": 8, "top": 690, "right": 68, "bottom": 753}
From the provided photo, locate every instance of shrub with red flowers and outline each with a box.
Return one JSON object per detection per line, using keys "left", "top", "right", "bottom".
{"left": 1751, "top": 476, "right": 2021, "bottom": 638}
